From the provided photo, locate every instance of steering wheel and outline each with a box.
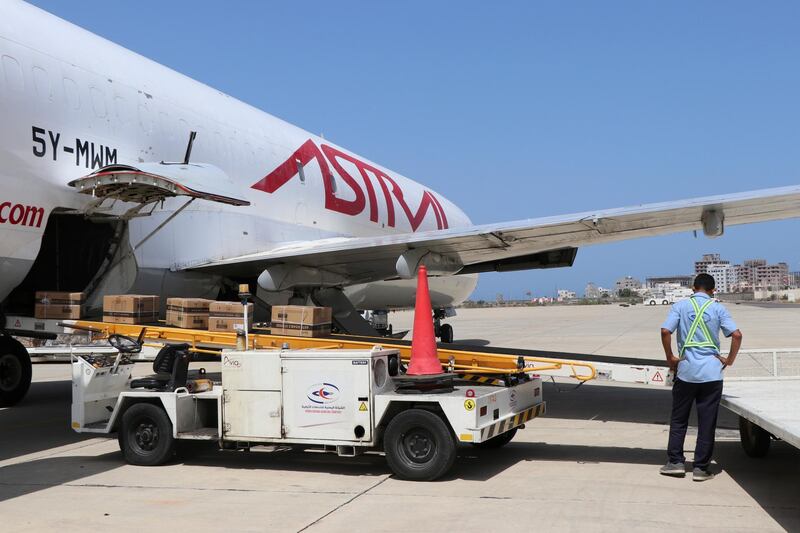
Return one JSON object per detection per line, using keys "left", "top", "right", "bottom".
{"left": 108, "top": 334, "right": 142, "bottom": 354}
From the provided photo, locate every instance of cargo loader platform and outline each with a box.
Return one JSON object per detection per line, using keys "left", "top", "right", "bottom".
{"left": 722, "top": 379, "right": 800, "bottom": 454}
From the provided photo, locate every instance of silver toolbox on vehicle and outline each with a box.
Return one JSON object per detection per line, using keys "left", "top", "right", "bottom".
{"left": 221, "top": 350, "right": 282, "bottom": 390}
{"left": 220, "top": 348, "right": 396, "bottom": 443}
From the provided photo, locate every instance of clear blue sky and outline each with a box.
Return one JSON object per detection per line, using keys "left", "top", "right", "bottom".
{"left": 29, "top": 1, "right": 800, "bottom": 299}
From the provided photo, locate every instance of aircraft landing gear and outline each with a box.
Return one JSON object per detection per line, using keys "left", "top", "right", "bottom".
{"left": 433, "top": 309, "right": 454, "bottom": 344}
{"left": 0, "top": 336, "right": 32, "bottom": 407}
{"left": 439, "top": 323, "right": 454, "bottom": 344}
{"left": 366, "top": 310, "right": 393, "bottom": 337}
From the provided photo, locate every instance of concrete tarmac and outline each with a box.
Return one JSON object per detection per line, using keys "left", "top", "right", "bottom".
{"left": 2, "top": 304, "right": 799, "bottom": 532}
{"left": 392, "top": 302, "right": 800, "bottom": 356}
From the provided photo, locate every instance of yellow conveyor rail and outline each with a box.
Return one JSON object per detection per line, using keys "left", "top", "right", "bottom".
{"left": 71, "top": 320, "right": 597, "bottom": 383}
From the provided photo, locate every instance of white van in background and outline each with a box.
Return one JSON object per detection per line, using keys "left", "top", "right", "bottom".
{"left": 647, "top": 288, "right": 693, "bottom": 305}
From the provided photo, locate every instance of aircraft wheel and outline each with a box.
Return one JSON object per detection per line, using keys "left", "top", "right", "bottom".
{"left": 119, "top": 403, "right": 176, "bottom": 466}
{"left": 473, "top": 427, "right": 517, "bottom": 449}
{"left": 0, "top": 337, "right": 32, "bottom": 407}
{"left": 384, "top": 409, "right": 456, "bottom": 481}
{"left": 739, "top": 416, "right": 771, "bottom": 458}
{"left": 440, "top": 323, "right": 454, "bottom": 344}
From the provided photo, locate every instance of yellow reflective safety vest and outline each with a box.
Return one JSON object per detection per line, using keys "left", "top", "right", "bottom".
{"left": 679, "top": 296, "right": 720, "bottom": 358}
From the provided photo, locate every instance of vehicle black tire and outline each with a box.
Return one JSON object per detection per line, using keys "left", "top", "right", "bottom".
{"left": 384, "top": 409, "right": 457, "bottom": 481}
{"left": 739, "top": 416, "right": 771, "bottom": 458}
{"left": 472, "top": 427, "right": 517, "bottom": 449}
{"left": 0, "top": 337, "right": 32, "bottom": 407}
{"left": 662, "top": 300, "right": 669, "bottom": 305}
{"left": 440, "top": 323, "right": 454, "bottom": 344}
{"left": 118, "top": 402, "right": 176, "bottom": 466}
{"left": 649, "top": 300, "right": 656, "bottom": 306}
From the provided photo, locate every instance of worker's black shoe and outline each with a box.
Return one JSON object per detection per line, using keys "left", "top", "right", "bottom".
{"left": 692, "top": 467, "right": 715, "bottom": 482}
{"left": 659, "top": 461, "right": 686, "bottom": 477}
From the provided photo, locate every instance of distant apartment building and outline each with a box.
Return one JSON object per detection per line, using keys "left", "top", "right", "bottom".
{"left": 645, "top": 275, "right": 694, "bottom": 288}
{"left": 706, "top": 263, "right": 735, "bottom": 293}
{"left": 615, "top": 276, "right": 642, "bottom": 294}
{"left": 584, "top": 282, "right": 610, "bottom": 298}
{"left": 557, "top": 289, "right": 577, "bottom": 300}
{"left": 790, "top": 272, "right": 800, "bottom": 289}
{"left": 733, "top": 260, "right": 761, "bottom": 291}
{"left": 732, "top": 259, "right": 789, "bottom": 290}
{"left": 755, "top": 262, "right": 789, "bottom": 289}
{"left": 695, "top": 253, "right": 730, "bottom": 275}
{"left": 651, "top": 281, "right": 686, "bottom": 294}
{"left": 690, "top": 255, "right": 792, "bottom": 291}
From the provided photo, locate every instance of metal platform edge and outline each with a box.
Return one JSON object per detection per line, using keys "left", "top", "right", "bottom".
{"left": 721, "top": 380, "right": 800, "bottom": 450}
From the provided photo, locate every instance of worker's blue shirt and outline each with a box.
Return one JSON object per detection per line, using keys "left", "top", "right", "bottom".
{"left": 661, "top": 292, "right": 738, "bottom": 383}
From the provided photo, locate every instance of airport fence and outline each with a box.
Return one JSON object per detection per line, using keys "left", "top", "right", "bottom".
{"left": 725, "top": 348, "right": 800, "bottom": 380}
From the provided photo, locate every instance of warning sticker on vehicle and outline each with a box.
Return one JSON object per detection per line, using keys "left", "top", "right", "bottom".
{"left": 464, "top": 399, "right": 476, "bottom": 411}
{"left": 359, "top": 402, "right": 368, "bottom": 412}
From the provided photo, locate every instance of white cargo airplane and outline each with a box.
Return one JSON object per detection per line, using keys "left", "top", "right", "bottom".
{"left": 1, "top": 0, "right": 799, "bottom": 405}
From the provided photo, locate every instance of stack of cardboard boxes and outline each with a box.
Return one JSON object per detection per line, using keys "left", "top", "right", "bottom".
{"left": 103, "top": 295, "right": 159, "bottom": 325}
{"left": 270, "top": 305, "right": 332, "bottom": 337}
{"left": 208, "top": 301, "right": 253, "bottom": 333}
{"left": 34, "top": 291, "right": 84, "bottom": 319}
{"left": 32, "top": 291, "right": 334, "bottom": 338}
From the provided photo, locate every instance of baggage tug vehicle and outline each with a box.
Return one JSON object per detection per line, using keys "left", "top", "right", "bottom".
{"left": 71, "top": 338, "right": 544, "bottom": 481}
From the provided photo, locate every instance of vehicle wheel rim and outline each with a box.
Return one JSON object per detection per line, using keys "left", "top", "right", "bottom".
{"left": 133, "top": 419, "right": 159, "bottom": 452}
{"left": 0, "top": 354, "right": 22, "bottom": 392}
{"left": 400, "top": 428, "right": 436, "bottom": 463}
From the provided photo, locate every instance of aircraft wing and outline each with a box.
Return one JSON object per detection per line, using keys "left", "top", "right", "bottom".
{"left": 187, "top": 185, "right": 800, "bottom": 289}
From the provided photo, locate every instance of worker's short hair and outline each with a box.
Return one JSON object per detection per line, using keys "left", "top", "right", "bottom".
{"left": 694, "top": 273, "right": 716, "bottom": 291}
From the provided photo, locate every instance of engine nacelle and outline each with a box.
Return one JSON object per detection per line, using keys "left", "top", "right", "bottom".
{"left": 257, "top": 264, "right": 349, "bottom": 292}
{"left": 395, "top": 249, "right": 463, "bottom": 279}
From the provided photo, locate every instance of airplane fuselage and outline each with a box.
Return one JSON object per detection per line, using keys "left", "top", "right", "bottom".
{"left": 0, "top": 1, "right": 477, "bottom": 309}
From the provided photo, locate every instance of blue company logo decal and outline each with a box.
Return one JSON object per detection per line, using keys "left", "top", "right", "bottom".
{"left": 307, "top": 383, "right": 340, "bottom": 404}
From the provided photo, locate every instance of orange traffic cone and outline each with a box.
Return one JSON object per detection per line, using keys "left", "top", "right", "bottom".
{"left": 406, "top": 265, "right": 444, "bottom": 376}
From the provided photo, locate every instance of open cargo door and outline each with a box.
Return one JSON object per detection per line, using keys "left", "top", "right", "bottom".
{"left": 68, "top": 161, "right": 250, "bottom": 218}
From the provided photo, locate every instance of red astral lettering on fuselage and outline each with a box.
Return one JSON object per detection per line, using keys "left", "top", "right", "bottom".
{"left": 0, "top": 201, "right": 44, "bottom": 228}
{"left": 251, "top": 139, "right": 449, "bottom": 231}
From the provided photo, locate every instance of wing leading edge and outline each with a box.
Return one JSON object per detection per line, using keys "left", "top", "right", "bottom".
{"left": 186, "top": 185, "right": 800, "bottom": 289}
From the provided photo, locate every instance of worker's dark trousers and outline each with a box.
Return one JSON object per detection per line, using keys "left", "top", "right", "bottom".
{"left": 667, "top": 378, "right": 723, "bottom": 470}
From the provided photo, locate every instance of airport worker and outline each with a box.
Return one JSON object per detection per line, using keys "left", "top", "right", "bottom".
{"left": 658, "top": 273, "right": 743, "bottom": 481}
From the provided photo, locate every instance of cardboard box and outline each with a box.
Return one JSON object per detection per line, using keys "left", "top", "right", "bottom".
{"left": 34, "top": 291, "right": 85, "bottom": 305}
{"left": 208, "top": 316, "right": 253, "bottom": 333}
{"left": 209, "top": 301, "right": 252, "bottom": 315}
{"left": 208, "top": 302, "right": 253, "bottom": 332}
{"left": 103, "top": 294, "right": 160, "bottom": 325}
{"left": 34, "top": 303, "right": 82, "bottom": 319}
{"left": 167, "top": 298, "right": 213, "bottom": 314}
{"left": 34, "top": 291, "right": 85, "bottom": 319}
{"left": 166, "top": 298, "right": 213, "bottom": 329}
{"left": 166, "top": 309, "right": 209, "bottom": 329}
{"left": 270, "top": 305, "right": 332, "bottom": 338}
